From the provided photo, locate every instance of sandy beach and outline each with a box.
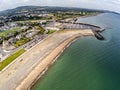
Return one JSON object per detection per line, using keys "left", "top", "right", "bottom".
{"left": 0, "top": 30, "right": 94, "bottom": 90}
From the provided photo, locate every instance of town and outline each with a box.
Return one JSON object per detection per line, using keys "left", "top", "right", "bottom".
{"left": 0, "top": 0, "right": 119, "bottom": 89}
{"left": 0, "top": 6, "right": 103, "bottom": 69}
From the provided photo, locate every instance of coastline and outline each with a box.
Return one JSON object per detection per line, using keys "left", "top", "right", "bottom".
{"left": 76, "top": 13, "right": 101, "bottom": 19}
{"left": 29, "top": 35, "right": 88, "bottom": 90}
{"left": 0, "top": 30, "right": 94, "bottom": 90}
{"left": 15, "top": 31, "right": 94, "bottom": 90}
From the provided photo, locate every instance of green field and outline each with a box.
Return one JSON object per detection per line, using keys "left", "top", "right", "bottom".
{"left": 47, "top": 30, "right": 56, "bottom": 34}
{"left": 0, "top": 49, "right": 26, "bottom": 71}
{"left": 0, "top": 28, "right": 20, "bottom": 37}
{"left": 14, "top": 38, "right": 30, "bottom": 47}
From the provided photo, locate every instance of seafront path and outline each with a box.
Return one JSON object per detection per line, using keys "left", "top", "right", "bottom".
{"left": 0, "top": 30, "right": 94, "bottom": 90}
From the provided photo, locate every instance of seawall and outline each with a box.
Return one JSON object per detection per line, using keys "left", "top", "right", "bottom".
{"left": 15, "top": 31, "right": 94, "bottom": 90}
{"left": 0, "top": 30, "right": 94, "bottom": 90}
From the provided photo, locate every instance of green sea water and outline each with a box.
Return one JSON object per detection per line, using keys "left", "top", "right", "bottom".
{"left": 31, "top": 13, "right": 120, "bottom": 90}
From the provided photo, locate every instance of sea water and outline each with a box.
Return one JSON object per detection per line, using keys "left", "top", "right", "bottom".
{"left": 31, "top": 13, "right": 120, "bottom": 90}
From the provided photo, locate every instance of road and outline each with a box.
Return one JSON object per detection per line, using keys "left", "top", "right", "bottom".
{"left": 0, "top": 34, "right": 47, "bottom": 61}
{"left": 0, "top": 30, "right": 94, "bottom": 90}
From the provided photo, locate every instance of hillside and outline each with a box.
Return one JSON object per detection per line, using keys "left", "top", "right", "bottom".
{"left": 0, "top": 6, "right": 105, "bottom": 16}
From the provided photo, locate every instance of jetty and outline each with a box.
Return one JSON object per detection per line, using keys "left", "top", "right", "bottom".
{"left": 54, "top": 21, "right": 105, "bottom": 40}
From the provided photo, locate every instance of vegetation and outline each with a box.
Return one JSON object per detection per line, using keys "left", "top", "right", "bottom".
{"left": 0, "top": 28, "right": 21, "bottom": 44}
{"left": 37, "top": 26, "right": 46, "bottom": 34}
{"left": 0, "top": 28, "right": 20, "bottom": 37}
{"left": 53, "top": 11, "right": 99, "bottom": 20}
{"left": 17, "top": 22, "right": 46, "bottom": 34}
{"left": 10, "top": 15, "right": 53, "bottom": 22}
{"left": 47, "top": 30, "right": 56, "bottom": 34}
{"left": 14, "top": 38, "right": 30, "bottom": 47}
{"left": 0, "top": 49, "right": 26, "bottom": 71}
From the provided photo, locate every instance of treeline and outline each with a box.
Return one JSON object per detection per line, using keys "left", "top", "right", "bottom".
{"left": 53, "top": 11, "right": 98, "bottom": 20}
{"left": 11, "top": 16, "right": 41, "bottom": 21}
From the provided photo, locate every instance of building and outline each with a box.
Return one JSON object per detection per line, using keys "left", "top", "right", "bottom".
{"left": 16, "top": 34, "right": 23, "bottom": 40}
{"left": 45, "top": 27, "right": 60, "bottom": 31}
{"left": 0, "top": 22, "right": 4, "bottom": 27}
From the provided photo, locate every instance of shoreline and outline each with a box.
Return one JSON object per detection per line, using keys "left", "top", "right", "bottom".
{"left": 76, "top": 13, "right": 101, "bottom": 19}
{"left": 15, "top": 32, "right": 94, "bottom": 90}
{"left": 29, "top": 35, "right": 83, "bottom": 90}
{"left": 0, "top": 30, "right": 94, "bottom": 90}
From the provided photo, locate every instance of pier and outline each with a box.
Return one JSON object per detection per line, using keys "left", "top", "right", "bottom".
{"left": 92, "top": 30, "right": 105, "bottom": 40}
{"left": 45, "top": 20, "right": 105, "bottom": 40}
{"left": 57, "top": 21, "right": 105, "bottom": 40}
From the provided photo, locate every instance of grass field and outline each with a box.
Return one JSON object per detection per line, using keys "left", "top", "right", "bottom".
{"left": 14, "top": 38, "right": 30, "bottom": 47}
{"left": 47, "top": 30, "right": 56, "bottom": 34}
{"left": 0, "top": 49, "right": 26, "bottom": 71}
{"left": 0, "top": 28, "right": 20, "bottom": 37}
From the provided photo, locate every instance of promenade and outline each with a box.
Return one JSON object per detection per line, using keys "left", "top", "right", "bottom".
{"left": 0, "top": 30, "right": 94, "bottom": 90}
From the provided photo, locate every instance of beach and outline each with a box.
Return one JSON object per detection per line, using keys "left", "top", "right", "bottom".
{"left": 31, "top": 13, "right": 120, "bottom": 90}
{"left": 0, "top": 30, "right": 94, "bottom": 90}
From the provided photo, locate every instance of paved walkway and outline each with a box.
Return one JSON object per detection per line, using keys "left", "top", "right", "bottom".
{"left": 0, "top": 30, "right": 94, "bottom": 90}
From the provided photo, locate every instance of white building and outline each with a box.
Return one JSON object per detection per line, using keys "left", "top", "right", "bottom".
{"left": 45, "top": 27, "right": 60, "bottom": 31}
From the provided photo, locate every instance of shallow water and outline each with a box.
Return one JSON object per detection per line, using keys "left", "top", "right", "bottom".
{"left": 31, "top": 13, "right": 120, "bottom": 90}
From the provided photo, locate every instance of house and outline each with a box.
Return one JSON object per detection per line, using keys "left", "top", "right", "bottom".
{"left": 45, "top": 27, "right": 60, "bottom": 31}
{"left": 21, "top": 26, "right": 28, "bottom": 30}
{"left": 26, "top": 31, "right": 37, "bottom": 38}
{"left": 8, "top": 37, "right": 17, "bottom": 44}
{"left": 40, "top": 20, "right": 47, "bottom": 24}
{"left": 16, "top": 34, "right": 23, "bottom": 40}
{"left": 2, "top": 40, "right": 10, "bottom": 48}
{"left": 0, "top": 22, "right": 4, "bottom": 27}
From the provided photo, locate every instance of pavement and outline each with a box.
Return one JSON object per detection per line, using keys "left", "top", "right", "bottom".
{"left": 0, "top": 34, "right": 47, "bottom": 62}
{"left": 0, "top": 30, "right": 94, "bottom": 90}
